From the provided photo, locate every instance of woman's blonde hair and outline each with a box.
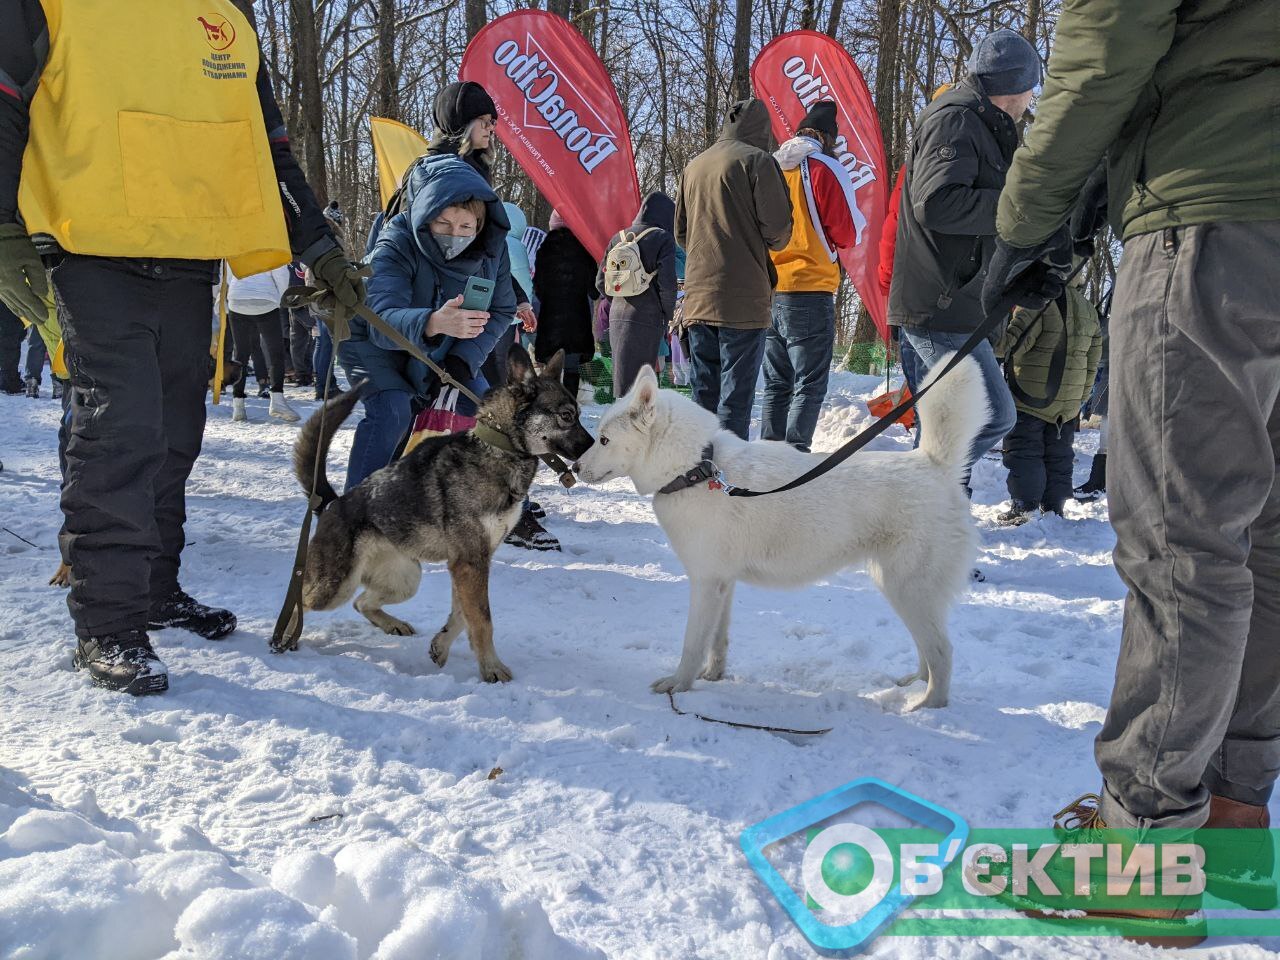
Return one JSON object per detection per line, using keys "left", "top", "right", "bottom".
{"left": 443, "top": 197, "right": 487, "bottom": 230}
{"left": 459, "top": 117, "right": 493, "bottom": 163}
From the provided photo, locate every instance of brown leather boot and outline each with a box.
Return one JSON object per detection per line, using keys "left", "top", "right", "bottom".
{"left": 1200, "top": 794, "right": 1275, "bottom": 910}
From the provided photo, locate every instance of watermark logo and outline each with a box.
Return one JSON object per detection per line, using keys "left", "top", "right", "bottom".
{"left": 743, "top": 777, "right": 1280, "bottom": 954}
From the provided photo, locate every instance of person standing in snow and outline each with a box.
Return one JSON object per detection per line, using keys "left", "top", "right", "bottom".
{"left": 597, "top": 192, "right": 678, "bottom": 399}
{"left": 0, "top": 0, "right": 362, "bottom": 695}
{"left": 888, "top": 29, "right": 1040, "bottom": 494}
{"left": 982, "top": 0, "right": 1280, "bottom": 928}
{"left": 0, "top": 301, "right": 22, "bottom": 394}
{"left": 995, "top": 274, "right": 1101, "bottom": 525}
{"left": 676, "top": 98, "right": 793, "bottom": 440}
{"left": 763, "top": 102, "right": 861, "bottom": 452}
{"left": 225, "top": 264, "right": 300, "bottom": 423}
{"left": 533, "top": 211, "right": 597, "bottom": 401}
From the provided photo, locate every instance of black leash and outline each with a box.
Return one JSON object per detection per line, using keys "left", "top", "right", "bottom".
{"left": 722, "top": 264, "right": 1087, "bottom": 499}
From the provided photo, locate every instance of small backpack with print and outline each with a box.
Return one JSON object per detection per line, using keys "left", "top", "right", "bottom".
{"left": 603, "top": 228, "right": 659, "bottom": 300}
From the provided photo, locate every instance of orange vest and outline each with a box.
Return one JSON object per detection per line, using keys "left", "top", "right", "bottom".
{"left": 771, "top": 165, "right": 841, "bottom": 294}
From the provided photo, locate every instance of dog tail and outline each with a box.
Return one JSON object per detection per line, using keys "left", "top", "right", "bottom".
{"left": 294, "top": 381, "right": 366, "bottom": 512}
{"left": 915, "top": 353, "right": 989, "bottom": 477}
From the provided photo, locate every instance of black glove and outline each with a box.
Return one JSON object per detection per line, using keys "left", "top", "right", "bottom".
{"left": 0, "top": 223, "right": 50, "bottom": 322}
{"left": 441, "top": 353, "right": 472, "bottom": 389}
{"left": 310, "top": 246, "right": 366, "bottom": 311}
{"left": 1068, "top": 161, "right": 1109, "bottom": 259}
{"left": 982, "top": 226, "right": 1073, "bottom": 319}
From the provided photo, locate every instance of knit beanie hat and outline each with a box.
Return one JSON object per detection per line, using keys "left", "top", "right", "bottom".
{"left": 433, "top": 81, "right": 497, "bottom": 137}
{"left": 966, "top": 29, "right": 1042, "bottom": 96}
{"left": 798, "top": 101, "right": 838, "bottom": 138}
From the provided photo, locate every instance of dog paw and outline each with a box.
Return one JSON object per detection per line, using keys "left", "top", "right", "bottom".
{"left": 651, "top": 675, "right": 694, "bottom": 694}
{"left": 479, "top": 659, "right": 513, "bottom": 683}
{"left": 428, "top": 637, "right": 449, "bottom": 667}
{"left": 906, "top": 690, "right": 948, "bottom": 711}
{"left": 380, "top": 618, "right": 415, "bottom": 637}
{"left": 894, "top": 670, "right": 923, "bottom": 688}
{"left": 699, "top": 663, "right": 725, "bottom": 681}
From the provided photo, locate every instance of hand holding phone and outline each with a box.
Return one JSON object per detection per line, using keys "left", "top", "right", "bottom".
{"left": 460, "top": 275, "right": 495, "bottom": 311}
{"left": 429, "top": 295, "right": 489, "bottom": 340}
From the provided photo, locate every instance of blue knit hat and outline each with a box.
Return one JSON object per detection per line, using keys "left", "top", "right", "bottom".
{"left": 967, "top": 29, "right": 1041, "bottom": 96}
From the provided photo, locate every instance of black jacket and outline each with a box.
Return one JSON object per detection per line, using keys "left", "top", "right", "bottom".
{"left": 887, "top": 77, "right": 1019, "bottom": 333}
{"left": 597, "top": 191, "right": 678, "bottom": 330}
{"left": 533, "top": 227, "right": 597, "bottom": 361}
{"left": 0, "top": 0, "right": 334, "bottom": 263}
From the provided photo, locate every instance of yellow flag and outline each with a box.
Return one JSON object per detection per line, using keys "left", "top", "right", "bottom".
{"left": 370, "top": 117, "right": 431, "bottom": 209}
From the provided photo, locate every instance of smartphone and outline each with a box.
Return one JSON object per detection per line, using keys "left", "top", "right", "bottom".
{"left": 460, "top": 276, "right": 494, "bottom": 312}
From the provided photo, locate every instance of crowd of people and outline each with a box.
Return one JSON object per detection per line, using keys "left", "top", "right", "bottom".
{"left": 0, "top": 0, "right": 1276, "bottom": 939}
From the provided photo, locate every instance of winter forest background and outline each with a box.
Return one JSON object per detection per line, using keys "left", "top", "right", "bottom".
{"left": 259, "top": 0, "right": 1116, "bottom": 347}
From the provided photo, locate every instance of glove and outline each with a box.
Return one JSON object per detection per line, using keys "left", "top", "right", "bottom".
{"left": 0, "top": 223, "right": 50, "bottom": 322}
{"left": 1068, "top": 162, "right": 1109, "bottom": 259}
{"left": 310, "top": 246, "right": 365, "bottom": 311}
{"left": 981, "top": 226, "right": 1072, "bottom": 319}
{"left": 441, "top": 353, "right": 471, "bottom": 389}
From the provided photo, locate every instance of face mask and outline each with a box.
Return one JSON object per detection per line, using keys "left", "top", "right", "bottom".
{"left": 433, "top": 232, "right": 474, "bottom": 260}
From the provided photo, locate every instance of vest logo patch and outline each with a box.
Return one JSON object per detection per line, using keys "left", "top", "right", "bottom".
{"left": 197, "top": 14, "right": 236, "bottom": 51}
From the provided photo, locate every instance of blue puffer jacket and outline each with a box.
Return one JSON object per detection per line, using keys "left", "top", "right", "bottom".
{"left": 341, "top": 155, "right": 515, "bottom": 400}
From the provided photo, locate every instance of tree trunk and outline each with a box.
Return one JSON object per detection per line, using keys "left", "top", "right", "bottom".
{"left": 825, "top": 0, "right": 845, "bottom": 39}
{"left": 873, "top": 0, "right": 902, "bottom": 168}
{"left": 730, "top": 0, "right": 753, "bottom": 101}
{"left": 374, "top": 0, "right": 399, "bottom": 121}
{"left": 466, "top": 0, "right": 487, "bottom": 42}
{"left": 288, "top": 0, "right": 328, "bottom": 204}
{"left": 703, "top": 0, "right": 721, "bottom": 146}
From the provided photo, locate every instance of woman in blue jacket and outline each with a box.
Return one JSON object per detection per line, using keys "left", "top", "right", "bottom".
{"left": 339, "top": 154, "right": 515, "bottom": 489}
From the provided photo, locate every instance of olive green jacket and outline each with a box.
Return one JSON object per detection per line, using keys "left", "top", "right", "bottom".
{"left": 997, "top": 0, "right": 1280, "bottom": 245}
{"left": 998, "top": 286, "right": 1103, "bottom": 426}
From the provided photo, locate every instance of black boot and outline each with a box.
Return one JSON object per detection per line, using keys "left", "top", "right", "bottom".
{"left": 148, "top": 588, "right": 237, "bottom": 639}
{"left": 527, "top": 500, "right": 546, "bottom": 520}
{"left": 997, "top": 499, "right": 1038, "bottom": 527}
{"left": 1074, "top": 453, "right": 1107, "bottom": 501}
{"left": 504, "top": 509, "right": 561, "bottom": 552}
{"left": 74, "top": 631, "right": 169, "bottom": 695}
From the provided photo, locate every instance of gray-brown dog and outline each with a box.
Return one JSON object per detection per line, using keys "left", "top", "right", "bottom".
{"left": 293, "top": 345, "right": 593, "bottom": 681}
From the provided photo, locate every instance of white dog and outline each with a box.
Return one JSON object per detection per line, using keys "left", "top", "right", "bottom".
{"left": 574, "top": 355, "right": 987, "bottom": 710}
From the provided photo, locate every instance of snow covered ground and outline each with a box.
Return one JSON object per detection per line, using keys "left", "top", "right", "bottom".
{"left": 1, "top": 373, "right": 1275, "bottom": 959}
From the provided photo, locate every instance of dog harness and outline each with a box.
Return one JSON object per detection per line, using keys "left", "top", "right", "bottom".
{"left": 657, "top": 444, "right": 736, "bottom": 496}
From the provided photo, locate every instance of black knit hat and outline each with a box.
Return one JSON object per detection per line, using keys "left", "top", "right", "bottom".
{"left": 798, "top": 101, "right": 838, "bottom": 139}
{"left": 433, "top": 81, "right": 497, "bottom": 137}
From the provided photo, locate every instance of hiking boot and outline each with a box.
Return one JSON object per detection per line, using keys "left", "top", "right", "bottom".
{"left": 527, "top": 500, "right": 546, "bottom": 520}
{"left": 74, "top": 631, "right": 169, "bottom": 695}
{"left": 24, "top": 376, "right": 39, "bottom": 398}
{"left": 997, "top": 499, "right": 1037, "bottom": 527}
{"left": 293, "top": 373, "right": 314, "bottom": 388}
{"left": 1200, "top": 794, "right": 1276, "bottom": 910}
{"left": 504, "top": 511, "right": 561, "bottom": 552}
{"left": 980, "top": 794, "right": 1206, "bottom": 947}
{"left": 51, "top": 378, "right": 63, "bottom": 400}
{"left": 257, "top": 383, "right": 270, "bottom": 398}
{"left": 269, "top": 391, "right": 301, "bottom": 422}
{"left": 231, "top": 396, "right": 248, "bottom": 422}
{"left": 148, "top": 588, "right": 237, "bottom": 639}
{"left": 1075, "top": 453, "right": 1107, "bottom": 501}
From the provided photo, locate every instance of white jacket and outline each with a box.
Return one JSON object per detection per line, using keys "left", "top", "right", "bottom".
{"left": 225, "top": 265, "right": 291, "bottom": 315}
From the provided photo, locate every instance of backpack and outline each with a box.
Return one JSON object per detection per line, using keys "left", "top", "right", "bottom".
{"left": 603, "top": 228, "right": 659, "bottom": 299}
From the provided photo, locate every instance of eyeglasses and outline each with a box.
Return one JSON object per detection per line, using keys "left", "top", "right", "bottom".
{"left": 475, "top": 116, "right": 497, "bottom": 130}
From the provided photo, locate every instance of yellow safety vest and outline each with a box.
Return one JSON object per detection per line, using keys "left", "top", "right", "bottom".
{"left": 18, "top": 0, "right": 291, "bottom": 278}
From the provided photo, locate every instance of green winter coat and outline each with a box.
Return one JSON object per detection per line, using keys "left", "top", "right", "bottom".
{"left": 998, "top": 286, "right": 1103, "bottom": 427}
{"left": 997, "top": 0, "right": 1280, "bottom": 245}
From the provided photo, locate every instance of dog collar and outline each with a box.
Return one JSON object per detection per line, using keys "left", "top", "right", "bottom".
{"left": 472, "top": 420, "right": 524, "bottom": 456}
{"left": 658, "top": 443, "right": 735, "bottom": 495}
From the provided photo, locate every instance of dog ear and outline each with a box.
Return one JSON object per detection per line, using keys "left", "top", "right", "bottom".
{"left": 630, "top": 365, "right": 658, "bottom": 417}
{"left": 541, "top": 349, "right": 565, "bottom": 383}
{"left": 506, "top": 343, "right": 537, "bottom": 386}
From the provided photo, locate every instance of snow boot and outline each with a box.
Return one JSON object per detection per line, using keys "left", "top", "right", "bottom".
{"left": 1201, "top": 794, "right": 1276, "bottom": 910}
{"left": 24, "top": 376, "right": 39, "bottom": 398}
{"left": 527, "top": 500, "right": 546, "bottom": 520}
{"left": 148, "top": 588, "right": 237, "bottom": 639}
{"left": 231, "top": 397, "right": 248, "bottom": 421}
{"left": 269, "top": 391, "right": 301, "bottom": 422}
{"left": 997, "top": 499, "right": 1037, "bottom": 527}
{"left": 74, "top": 630, "right": 169, "bottom": 695}
{"left": 51, "top": 378, "right": 63, "bottom": 399}
{"left": 1075, "top": 453, "right": 1107, "bottom": 501}
{"left": 504, "top": 510, "right": 561, "bottom": 552}
{"left": 293, "top": 373, "right": 314, "bottom": 388}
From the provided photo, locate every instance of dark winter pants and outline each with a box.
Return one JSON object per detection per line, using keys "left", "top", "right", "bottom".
{"left": 313, "top": 318, "right": 340, "bottom": 397}
{"left": 1002, "top": 413, "right": 1077, "bottom": 512}
{"left": 230, "top": 308, "right": 286, "bottom": 397}
{"left": 24, "top": 323, "right": 47, "bottom": 383}
{"left": 288, "top": 309, "right": 314, "bottom": 379}
{"left": 1095, "top": 220, "right": 1280, "bottom": 830}
{"left": 688, "top": 323, "right": 767, "bottom": 440}
{"left": 0, "top": 302, "right": 22, "bottom": 391}
{"left": 761, "top": 292, "right": 836, "bottom": 452}
{"left": 51, "top": 254, "right": 215, "bottom": 639}
{"left": 344, "top": 388, "right": 413, "bottom": 490}
{"left": 611, "top": 318, "right": 664, "bottom": 398}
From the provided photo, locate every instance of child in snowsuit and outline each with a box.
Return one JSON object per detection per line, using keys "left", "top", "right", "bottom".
{"left": 996, "top": 280, "right": 1102, "bottom": 525}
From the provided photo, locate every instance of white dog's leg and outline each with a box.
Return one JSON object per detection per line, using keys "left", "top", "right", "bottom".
{"left": 872, "top": 561, "right": 953, "bottom": 710}
{"left": 700, "top": 581, "right": 736, "bottom": 681}
{"left": 652, "top": 578, "right": 730, "bottom": 693}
